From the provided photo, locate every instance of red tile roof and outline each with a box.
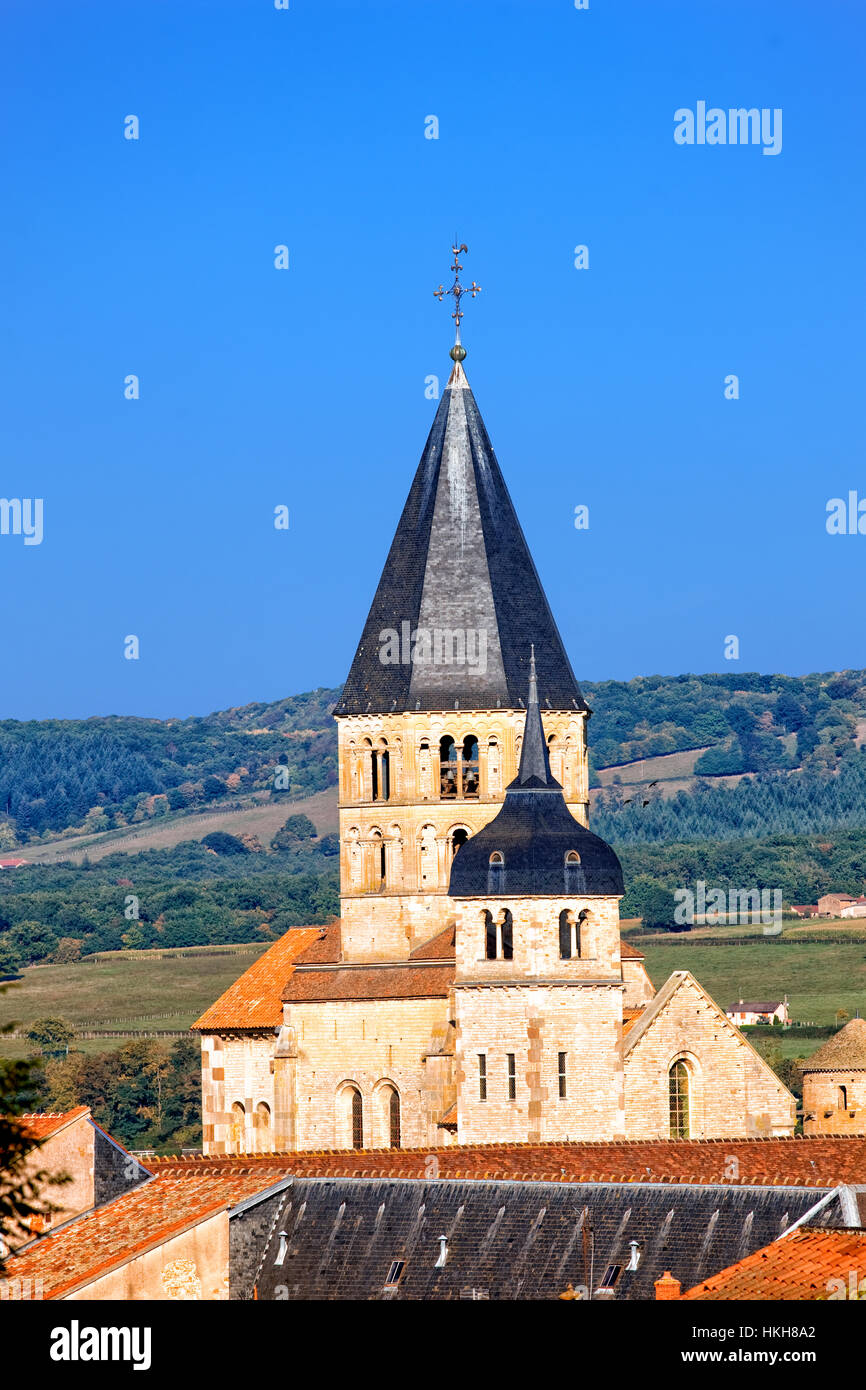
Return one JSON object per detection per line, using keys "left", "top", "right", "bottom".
{"left": 682, "top": 1227, "right": 866, "bottom": 1300}
{"left": 293, "top": 919, "right": 342, "bottom": 964}
{"left": 17, "top": 1107, "right": 91, "bottom": 1141}
{"left": 619, "top": 940, "right": 645, "bottom": 959}
{"left": 622, "top": 1008, "right": 646, "bottom": 1038}
{"left": 3, "top": 1171, "right": 289, "bottom": 1299}
{"left": 282, "top": 963, "right": 454, "bottom": 1003}
{"left": 150, "top": 1135, "right": 866, "bottom": 1188}
{"left": 409, "top": 924, "right": 456, "bottom": 960}
{"left": 191, "top": 927, "right": 323, "bottom": 1030}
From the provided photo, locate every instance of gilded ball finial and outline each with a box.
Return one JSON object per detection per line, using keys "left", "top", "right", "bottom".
{"left": 450, "top": 343, "right": 467, "bottom": 362}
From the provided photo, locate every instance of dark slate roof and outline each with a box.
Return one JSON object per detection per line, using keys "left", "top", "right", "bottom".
{"left": 448, "top": 658, "right": 623, "bottom": 898}
{"left": 334, "top": 362, "right": 587, "bottom": 715}
{"left": 235, "top": 1177, "right": 833, "bottom": 1302}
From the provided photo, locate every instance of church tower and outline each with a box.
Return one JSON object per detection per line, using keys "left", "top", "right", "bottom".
{"left": 195, "top": 248, "right": 798, "bottom": 1154}
{"left": 448, "top": 649, "right": 627, "bottom": 1143}
{"left": 334, "top": 249, "right": 590, "bottom": 962}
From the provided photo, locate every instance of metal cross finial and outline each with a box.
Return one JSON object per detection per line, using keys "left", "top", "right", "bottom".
{"left": 433, "top": 242, "right": 481, "bottom": 350}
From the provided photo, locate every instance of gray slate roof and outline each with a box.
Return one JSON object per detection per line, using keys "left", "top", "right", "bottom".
{"left": 233, "top": 1177, "right": 837, "bottom": 1301}
{"left": 334, "top": 363, "right": 587, "bottom": 715}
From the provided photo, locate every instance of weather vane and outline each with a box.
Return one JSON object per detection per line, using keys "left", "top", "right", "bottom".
{"left": 434, "top": 243, "right": 481, "bottom": 360}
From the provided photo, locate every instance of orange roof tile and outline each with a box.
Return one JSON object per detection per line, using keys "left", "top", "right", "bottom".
{"left": 682, "top": 1227, "right": 866, "bottom": 1300}
{"left": 293, "top": 919, "right": 342, "bottom": 964}
{"left": 619, "top": 940, "right": 645, "bottom": 959}
{"left": 3, "top": 1171, "right": 290, "bottom": 1299}
{"left": 282, "top": 963, "right": 454, "bottom": 1003}
{"left": 409, "top": 924, "right": 456, "bottom": 960}
{"left": 622, "top": 1008, "right": 646, "bottom": 1038}
{"left": 17, "top": 1107, "right": 91, "bottom": 1141}
{"left": 150, "top": 1134, "right": 866, "bottom": 1189}
{"left": 192, "top": 927, "right": 322, "bottom": 1030}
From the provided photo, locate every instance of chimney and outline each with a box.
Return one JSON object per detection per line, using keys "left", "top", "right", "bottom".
{"left": 654, "top": 1271, "right": 681, "bottom": 1301}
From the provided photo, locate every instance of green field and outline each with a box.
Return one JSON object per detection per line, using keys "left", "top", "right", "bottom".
{"left": 640, "top": 940, "right": 866, "bottom": 1027}
{"left": 3, "top": 936, "right": 864, "bottom": 1068}
{"left": 0, "top": 943, "right": 268, "bottom": 1056}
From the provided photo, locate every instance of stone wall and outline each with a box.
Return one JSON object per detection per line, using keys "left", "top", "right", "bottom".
{"left": 281, "top": 995, "right": 453, "bottom": 1150}
{"left": 454, "top": 982, "right": 625, "bottom": 1144}
{"left": 623, "top": 973, "right": 796, "bottom": 1140}
{"left": 804, "top": 1072, "right": 866, "bottom": 1135}
{"left": 201, "top": 1032, "right": 276, "bottom": 1156}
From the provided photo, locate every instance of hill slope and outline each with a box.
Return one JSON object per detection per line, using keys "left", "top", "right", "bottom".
{"left": 0, "top": 670, "right": 863, "bottom": 852}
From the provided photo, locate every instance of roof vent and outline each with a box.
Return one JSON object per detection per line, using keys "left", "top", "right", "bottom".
{"left": 274, "top": 1231, "right": 289, "bottom": 1267}
{"left": 626, "top": 1241, "right": 641, "bottom": 1271}
{"left": 435, "top": 1235, "right": 448, "bottom": 1269}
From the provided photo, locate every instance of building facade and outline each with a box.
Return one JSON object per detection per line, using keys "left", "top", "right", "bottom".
{"left": 195, "top": 344, "right": 795, "bottom": 1153}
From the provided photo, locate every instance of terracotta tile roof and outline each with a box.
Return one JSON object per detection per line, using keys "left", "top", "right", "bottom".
{"left": 682, "top": 1227, "right": 866, "bottom": 1300}
{"left": 619, "top": 940, "right": 645, "bottom": 959}
{"left": 17, "top": 1107, "right": 91, "bottom": 1141}
{"left": 3, "top": 1171, "right": 289, "bottom": 1300}
{"left": 151, "top": 1135, "right": 866, "bottom": 1188}
{"left": 803, "top": 1018, "right": 866, "bottom": 1072}
{"left": 409, "top": 924, "right": 456, "bottom": 960}
{"left": 282, "top": 963, "right": 454, "bottom": 1003}
{"left": 622, "top": 1008, "right": 646, "bottom": 1038}
{"left": 191, "top": 927, "right": 323, "bottom": 1030}
{"left": 293, "top": 919, "right": 342, "bottom": 964}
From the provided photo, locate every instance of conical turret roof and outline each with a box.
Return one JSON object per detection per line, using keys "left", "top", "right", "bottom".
{"left": 334, "top": 361, "right": 587, "bottom": 715}
{"left": 802, "top": 1017, "right": 866, "bottom": 1072}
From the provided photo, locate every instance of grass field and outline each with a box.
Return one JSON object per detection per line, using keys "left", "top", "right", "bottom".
{"left": 13, "top": 786, "right": 340, "bottom": 865}
{"left": 0, "top": 943, "right": 269, "bottom": 1056}
{"left": 640, "top": 940, "right": 866, "bottom": 1026}
{"left": 3, "top": 930, "right": 863, "bottom": 1068}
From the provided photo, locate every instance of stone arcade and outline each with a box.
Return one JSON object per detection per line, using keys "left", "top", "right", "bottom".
{"left": 194, "top": 336, "right": 795, "bottom": 1154}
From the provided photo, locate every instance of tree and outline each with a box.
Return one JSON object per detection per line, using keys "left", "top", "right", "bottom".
{"left": 0, "top": 939, "right": 22, "bottom": 978}
{"left": 694, "top": 744, "right": 746, "bottom": 776}
{"left": 0, "top": 987, "right": 70, "bottom": 1260}
{"left": 620, "top": 876, "right": 677, "bottom": 928}
{"left": 8, "top": 921, "right": 58, "bottom": 967}
{"left": 25, "top": 1018, "right": 75, "bottom": 1053}
{"left": 270, "top": 813, "right": 317, "bottom": 850}
{"left": 201, "top": 831, "right": 248, "bottom": 856}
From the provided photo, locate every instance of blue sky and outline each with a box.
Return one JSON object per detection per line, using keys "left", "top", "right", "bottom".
{"left": 1, "top": 0, "right": 864, "bottom": 719}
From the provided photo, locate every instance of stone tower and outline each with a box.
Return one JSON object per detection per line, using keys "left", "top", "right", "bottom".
{"left": 333, "top": 354, "right": 590, "bottom": 961}
{"left": 447, "top": 650, "right": 627, "bottom": 1143}
{"left": 802, "top": 1017, "right": 866, "bottom": 1135}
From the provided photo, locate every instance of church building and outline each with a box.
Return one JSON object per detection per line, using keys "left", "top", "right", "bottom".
{"left": 194, "top": 254, "right": 795, "bottom": 1154}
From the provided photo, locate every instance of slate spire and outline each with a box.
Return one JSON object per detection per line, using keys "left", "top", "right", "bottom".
{"left": 514, "top": 646, "right": 558, "bottom": 788}
{"left": 335, "top": 360, "right": 588, "bottom": 716}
